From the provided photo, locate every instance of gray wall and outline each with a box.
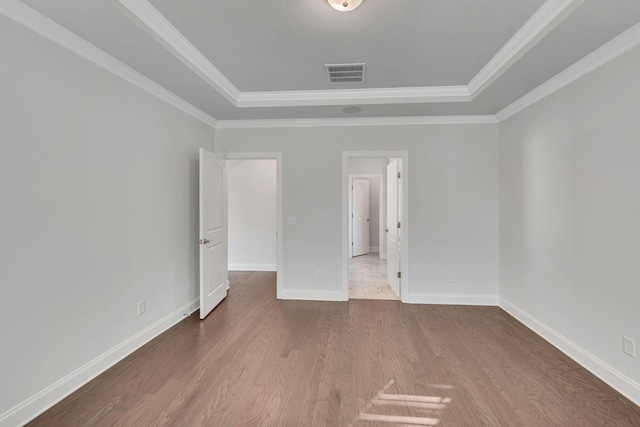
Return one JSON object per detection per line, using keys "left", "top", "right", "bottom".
{"left": 0, "top": 17, "right": 215, "bottom": 419}
{"left": 499, "top": 45, "right": 640, "bottom": 390}
{"left": 348, "top": 158, "right": 387, "bottom": 175}
{"left": 215, "top": 124, "right": 500, "bottom": 302}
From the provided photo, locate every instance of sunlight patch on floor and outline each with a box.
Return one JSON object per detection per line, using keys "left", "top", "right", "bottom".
{"left": 354, "top": 379, "right": 453, "bottom": 426}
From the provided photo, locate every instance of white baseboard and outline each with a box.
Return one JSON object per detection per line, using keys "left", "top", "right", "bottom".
{"left": 370, "top": 247, "right": 379, "bottom": 252}
{"left": 228, "top": 263, "right": 277, "bottom": 272}
{"left": 408, "top": 293, "right": 499, "bottom": 306}
{"left": 0, "top": 298, "right": 200, "bottom": 427}
{"left": 279, "top": 289, "right": 344, "bottom": 302}
{"left": 500, "top": 297, "right": 640, "bottom": 407}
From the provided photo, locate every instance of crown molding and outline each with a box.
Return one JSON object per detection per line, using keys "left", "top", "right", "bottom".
{"left": 0, "top": 0, "right": 217, "bottom": 128}
{"left": 496, "top": 21, "right": 640, "bottom": 122}
{"left": 115, "top": 0, "right": 581, "bottom": 109}
{"left": 468, "top": 0, "right": 583, "bottom": 97}
{"left": 7, "top": 0, "right": 628, "bottom": 127}
{"left": 117, "top": 0, "right": 239, "bottom": 105}
{"left": 236, "top": 86, "right": 470, "bottom": 108}
{"left": 215, "top": 115, "right": 498, "bottom": 129}
{"left": 240, "top": 0, "right": 581, "bottom": 107}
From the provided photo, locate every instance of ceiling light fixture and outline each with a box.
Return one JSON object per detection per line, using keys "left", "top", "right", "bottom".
{"left": 326, "top": 0, "right": 363, "bottom": 12}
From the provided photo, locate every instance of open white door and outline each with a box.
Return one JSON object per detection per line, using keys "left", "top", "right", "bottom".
{"left": 199, "top": 148, "right": 228, "bottom": 320}
{"left": 352, "top": 178, "right": 370, "bottom": 257}
{"left": 386, "top": 159, "right": 400, "bottom": 298}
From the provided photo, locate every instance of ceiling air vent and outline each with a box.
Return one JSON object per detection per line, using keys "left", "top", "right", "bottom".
{"left": 325, "top": 63, "right": 365, "bottom": 83}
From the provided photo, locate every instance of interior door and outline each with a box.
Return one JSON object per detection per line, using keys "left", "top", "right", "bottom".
{"left": 386, "top": 159, "right": 400, "bottom": 297}
{"left": 199, "top": 148, "right": 228, "bottom": 320}
{"left": 352, "top": 178, "right": 370, "bottom": 257}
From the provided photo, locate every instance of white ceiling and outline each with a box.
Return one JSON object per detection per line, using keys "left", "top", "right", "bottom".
{"left": 13, "top": 0, "right": 640, "bottom": 120}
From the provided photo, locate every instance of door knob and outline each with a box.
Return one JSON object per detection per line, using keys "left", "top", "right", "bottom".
{"left": 198, "top": 238, "right": 210, "bottom": 244}
{"left": 385, "top": 228, "right": 389, "bottom": 232}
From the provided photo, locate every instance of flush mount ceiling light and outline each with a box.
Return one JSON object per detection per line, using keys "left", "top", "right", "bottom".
{"left": 326, "top": 0, "right": 363, "bottom": 12}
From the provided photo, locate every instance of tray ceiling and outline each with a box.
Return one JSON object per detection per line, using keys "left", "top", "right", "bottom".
{"left": 10, "top": 0, "right": 640, "bottom": 121}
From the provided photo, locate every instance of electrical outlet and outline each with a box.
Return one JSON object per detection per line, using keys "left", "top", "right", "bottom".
{"left": 623, "top": 336, "right": 636, "bottom": 357}
{"left": 137, "top": 300, "right": 145, "bottom": 315}
{"left": 316, "top": 269, "right": 323, "bottom": 279}
{"left": 449, "top": 273, "right": 455, "bottom": 282}
{"left": 287, "top": 216, "right": 297, "bottom": 226}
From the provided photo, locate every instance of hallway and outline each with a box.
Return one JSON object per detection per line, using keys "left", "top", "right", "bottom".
{"left": 349, "top": 253, "right": 398, "bottom": 300}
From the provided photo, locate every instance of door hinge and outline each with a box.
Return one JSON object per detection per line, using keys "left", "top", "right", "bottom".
{"left": 352, "top": 242, "right": 354, "bottom": 246}
{"left": 352, "top": 213, "right": 354, "bottom": 218}
{"left": 397, "top": 221, "right": 401, "bottom": 229}
{"left": 198, "top": 239, "right": 210, "bottom": 245}
{"left": 397, "top": 271, "right": 401, "bottom": 279}
{"left": 397, "top": 171, "right": 401, "bottom": 179}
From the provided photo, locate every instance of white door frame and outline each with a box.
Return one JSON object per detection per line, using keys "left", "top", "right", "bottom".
{"left": 348, "top": 174, "right": 383, "bottom": 258}
{"left": 342, "top": 151, "right": 410, "bottom": 303}
{"left": 222, "top": 152, "right": 283, "bottom": 298}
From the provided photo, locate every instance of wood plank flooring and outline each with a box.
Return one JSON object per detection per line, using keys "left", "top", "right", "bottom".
{"left": 28, "top": 272, "right": 640, "bottom": 426}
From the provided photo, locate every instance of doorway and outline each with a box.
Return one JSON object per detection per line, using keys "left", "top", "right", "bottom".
{"left": 224, "top": 152, "right": 283, "bottom": 296}
{"left": 228, "top": 159, "right": 277, "bottom": 272}
{"left": 349, "top": 174, "right": 383, "bottom": 257}
{"left": 348, "top": 173, "right": 395, "bottom": 299}
{"left": 199, "top": 150, "right": 282, "bottom": 319}
{"left": 342, "top": 152, "right": 409, "bottom": 302}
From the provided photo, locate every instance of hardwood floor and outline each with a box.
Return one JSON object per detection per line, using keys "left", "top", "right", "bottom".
{"left": 29, "top": 272, "right": 640, "bottom": 426}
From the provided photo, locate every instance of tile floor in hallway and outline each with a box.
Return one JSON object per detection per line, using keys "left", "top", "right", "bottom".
{"left": 349, "top": 252, "right": 399, "bottom": 300}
